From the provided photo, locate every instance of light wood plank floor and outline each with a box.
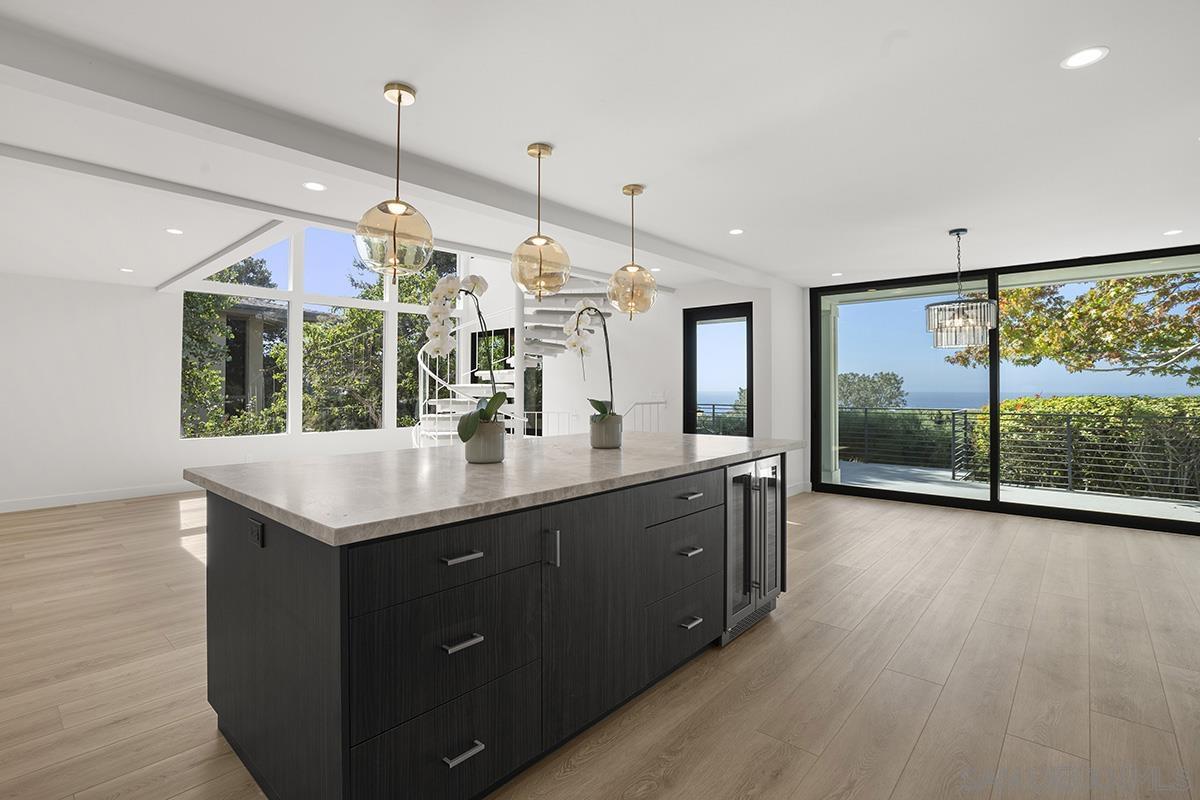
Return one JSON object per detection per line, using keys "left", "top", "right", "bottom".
{"left": 2, "top": 492, "right": 1199, "bottom": 799}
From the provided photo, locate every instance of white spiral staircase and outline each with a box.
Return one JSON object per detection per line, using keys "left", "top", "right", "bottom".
{"left": 413, "top": 275, "right": 611, "bottom": 446}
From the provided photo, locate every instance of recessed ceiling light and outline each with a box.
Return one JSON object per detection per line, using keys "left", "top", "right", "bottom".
{"left": 1163, "top": 229, "right": 1184, "bottom": 236}
{"left": 728, "top": 228, "right": 744, "bottom": 236}
{"left": 302, "top": 181, "right": 327, "bottom": 192}
{"left": 119, "top": 267, "right": 134, "bottom": 273}
{"left": 1060, "top": 46, "right": 1109, "bottom": 69}
{"left": 165, "top": 228, "right": 184, "bottom": 235}
{"left": 650, "top": 268, "right": 661, "bottom": 272}
{"left": 831, "top": 272, "right": 843, "bottom": 277}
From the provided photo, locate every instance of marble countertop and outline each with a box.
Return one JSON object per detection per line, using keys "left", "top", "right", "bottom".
{"left": 183, "top": 433, "right": 798, "bottom": 546}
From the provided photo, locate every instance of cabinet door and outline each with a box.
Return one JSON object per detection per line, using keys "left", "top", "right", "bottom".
{"left": 542, "top": 491, "right": 641, "bottom": 748}
{"left": 757, "top": 456, "right": 783, "bottom": 604}
{"left": 726, "top": 462, "right": 757, "bottom": 631}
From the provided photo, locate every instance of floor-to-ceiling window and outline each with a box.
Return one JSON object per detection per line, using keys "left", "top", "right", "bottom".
{"left": 995, "top": 256, "right": 1200, "bottom": 522}
{"left": 813, "top": 247, "right": 1200, "bottom": 533}
{"left": 684, "top": 303, "right": 753, "bottom": 436}
{"left": 817, "top": 281, "right": 990, "bottom": 500}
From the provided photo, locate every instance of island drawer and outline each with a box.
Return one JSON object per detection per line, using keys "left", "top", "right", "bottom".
{"left": 350, "top": 660, "right": 542, "bottom": 800}
{"left": 642, "top": 571, "right": 723, "bottom": 682}
{"left": 638, "top": 505, "right": 724, "bottom": 604}
{"left": 348, "top": 508, "right": 542, "bottom": 615}
{"left": 635, "top": 469, "right": 725, "bottom": 527}
{"left": 349, "top": 563, "right": 540, "bottom": 744}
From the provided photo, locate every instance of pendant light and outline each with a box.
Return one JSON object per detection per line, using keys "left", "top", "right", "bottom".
{"left": 607, "top": 184, "right": 657, "bottom": 319}
{"left": 512, "top": 143, "right": 571, "bottom": 301}
{"left": 925, "top": 228, "right": 997, "bottom": 349}
{"left": 354, "top": 82, "right": 434, "bottom": 283}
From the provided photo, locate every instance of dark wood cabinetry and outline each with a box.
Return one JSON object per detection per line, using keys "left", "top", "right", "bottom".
{"left": 206, "top": 456, "right": 783, "bottom": 800}
{"left": 541, "top": 492, "right": 642, "bottom": 746}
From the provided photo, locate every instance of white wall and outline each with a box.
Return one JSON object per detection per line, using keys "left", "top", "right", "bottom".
{"left": 542, "top": 278, "right": 810, "bottom": 493}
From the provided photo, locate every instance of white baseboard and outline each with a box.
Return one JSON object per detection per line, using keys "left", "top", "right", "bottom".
{"left": 0, "top": 480, "right": 199, "bottom": 514}
{"left": 787, "top": 480, "right": 811, "bottom": 496}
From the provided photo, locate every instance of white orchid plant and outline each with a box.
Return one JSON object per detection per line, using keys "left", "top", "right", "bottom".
{"left": 422, "top": 274, "right": 507, "bottom": 442}
{"left": 564, "top": 299, "right": 616, "bottom": 419}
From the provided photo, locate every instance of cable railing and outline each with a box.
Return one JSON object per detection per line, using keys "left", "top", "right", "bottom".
{"left": 694, "top": 403, "right": 749, "bottom": 436}
{"left": 837, "top": 407, "right": 1200, "bottom": 502}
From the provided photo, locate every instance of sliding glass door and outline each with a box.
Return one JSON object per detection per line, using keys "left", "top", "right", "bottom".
{"left": 817, "top": 281, "right": 990, "bottom": 500}
{"left": 813, "top": 247, "right": 1200, "bottom": 532}
{"left": 995, "top": 256, "right": 1200, "bottom": 522}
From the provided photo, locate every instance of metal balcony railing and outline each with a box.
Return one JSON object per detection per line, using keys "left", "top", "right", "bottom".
{"left": 837, "top": 407, "right": 1200, "bottom": 502}
{"left": 695, "top": 403, "right": 748, "bottom": 436}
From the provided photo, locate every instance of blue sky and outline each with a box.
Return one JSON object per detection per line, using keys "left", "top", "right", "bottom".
{"left": 222, "top": 229, "right": 365, "bottom": 296}
{"left": 696, "top": 319, "right": 748, "bottom": 393}
{"left": 838, "top": 291, "right": 1195, "bottom": 398}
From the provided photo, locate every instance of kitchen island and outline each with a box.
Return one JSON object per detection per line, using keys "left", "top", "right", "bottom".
{"left": 185, "top": 433, "right": 795, "bottom": 800}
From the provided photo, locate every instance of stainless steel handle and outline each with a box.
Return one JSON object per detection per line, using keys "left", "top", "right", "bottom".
{"left": 679, "top": 546, "right": 704, "bottom": 558}
{"left": 679, "top": 616, "right": 704, "bottom": 630}
{"left": 440, "top": 550, "right": 484, "bottom": 566}
{"left": 678, "top": 491, "right": 704, "bottom": 501}
{"left": 441, "top": 633, "right": 485, "bottom": 655}
{"left": 442, "top": 739, "right": 486, "bottom": 769}
{"left": 546, "top": 529, "right": 561, "bottom": 567}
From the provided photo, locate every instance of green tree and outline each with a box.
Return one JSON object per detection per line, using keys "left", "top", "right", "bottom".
{"left": 837, "top": 371, "right": 908, "bottom": 408}
{"left": 180, "top": 256, "right": 285, "bottom": 437}
{"left": 182, "top": 249, "right": 459, "bottom": 436}
{"left": 947, "top": 273, "right": 1200, "bottom": 384}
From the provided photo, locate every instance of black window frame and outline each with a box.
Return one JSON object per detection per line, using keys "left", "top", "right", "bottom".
{"left": 809, "top": 242, "right": 1200, "bottom": 537}
{"left": 683, "top": 302, "right": 754, "bottom": 437}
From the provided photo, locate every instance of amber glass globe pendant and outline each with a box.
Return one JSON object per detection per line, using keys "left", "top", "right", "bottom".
{"left": 354, "top": 82, "right": 434, "bottom": 284}
{"left": 512, "top": 143, "right": 571, "bottom": 300}
{"left": 607, "top": 183, "right": 657, "bottom": 319}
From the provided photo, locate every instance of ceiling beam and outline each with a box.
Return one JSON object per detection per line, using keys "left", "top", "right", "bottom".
{"left": 157, "top": 220, "right": 287, "bottom": 291}
{"left": 0, "top": 142, "right": 675, "bottom": 293}
{"left": 0, "top": 15, "right": 768, "bottom": 288}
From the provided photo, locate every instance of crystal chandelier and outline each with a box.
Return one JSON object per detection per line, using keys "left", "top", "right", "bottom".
{"left": 607, "top": 184, "right": 657, "bottom": 319}
{"left": 511, "top": 143, "right": 571, "bottom": 300}
{"left": 925, "top": 228, "right": 996, "bottom": 349}
{"left": 354, "top": 82, "right": 434, "bottom": 283}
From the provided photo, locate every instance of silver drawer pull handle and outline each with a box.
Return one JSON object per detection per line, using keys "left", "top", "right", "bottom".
{"left": 678, "top": 491, "right": 704, "bottom": 501}
{"left": 441, "top": 550, "right": 484, "bottom": 566}
{"left": 679, "top": 616, "right": 704, "bottom": 630}
{"left": 441, "top": 633, "right": 485, "bottom": 654}
{"left": 679, "top": 546, "right": 705, "bottom": 558}
{"left": 443, "top": 739, "right": 486, "bottom": 769}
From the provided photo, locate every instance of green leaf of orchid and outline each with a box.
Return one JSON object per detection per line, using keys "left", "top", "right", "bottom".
{"left": 457, "top": 410, "right": 480, "bottom": 442}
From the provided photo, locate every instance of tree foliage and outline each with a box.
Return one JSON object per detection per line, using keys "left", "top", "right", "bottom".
{"left": 837, "top": 371, "right": 908, "bottom": 408}
{"left": 947, "top": 273, "right": 1200, "bottom": 384}
{"left": 181, "top": 248, "right": 457, "bottom": 437}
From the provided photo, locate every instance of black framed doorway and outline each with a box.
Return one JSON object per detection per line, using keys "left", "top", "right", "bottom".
{"left": 683, "top": 302, "right": 754, "bottom": 436}
{"left": 809, "top": 242, "right": 1200, "bottom": 537}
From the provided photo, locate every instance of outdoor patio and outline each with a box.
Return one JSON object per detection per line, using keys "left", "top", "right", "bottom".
{"left": 838, "top": 460, "right": 1200, "bottom": 522}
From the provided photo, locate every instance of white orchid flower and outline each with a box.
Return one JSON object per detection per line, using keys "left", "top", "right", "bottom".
{"left": 426, "top": 302, "right": 451, "bottom": 322}
{"left": 461, "top": 274, "right": 489, "bottom": 296}
{"left": 573, "top": 298, "right": 599, "bottom": 314}
{"left": 563, "top": 314, "right": 579, "bottom": 335}
{"left": 423, "top": 330, "right": 454, "bottom": 358}
{"left": 425, "top": 319, "right": 452, "bottom": 340}
{"left": 434, "top": 274, "right": 461, "bottom": 296}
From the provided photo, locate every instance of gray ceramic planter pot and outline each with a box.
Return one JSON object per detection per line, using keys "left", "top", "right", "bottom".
{"left": 465, "top": 421, "right": 506, "bottom": 463}
{"left": 590, "top": 414, "right": 623, "bottom": 449}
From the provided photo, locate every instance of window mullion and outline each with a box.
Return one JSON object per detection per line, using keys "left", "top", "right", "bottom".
{"left": 287, "top": 232, "right": 304, "bottom": 435}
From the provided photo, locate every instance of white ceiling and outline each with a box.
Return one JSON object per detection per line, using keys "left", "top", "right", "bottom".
{"left": 0, "top": 0, "right": 1198, "bottom": 288}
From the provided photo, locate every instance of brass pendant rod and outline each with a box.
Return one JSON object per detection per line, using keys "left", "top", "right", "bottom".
{"left": 400, "top": 100, "right": 410, "bottom": 200}
{"left": 630, "top": 192, "right": 635, "bottom": 264}
{"left": 536, "top": 156, "right": 542, "bottom": 237}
